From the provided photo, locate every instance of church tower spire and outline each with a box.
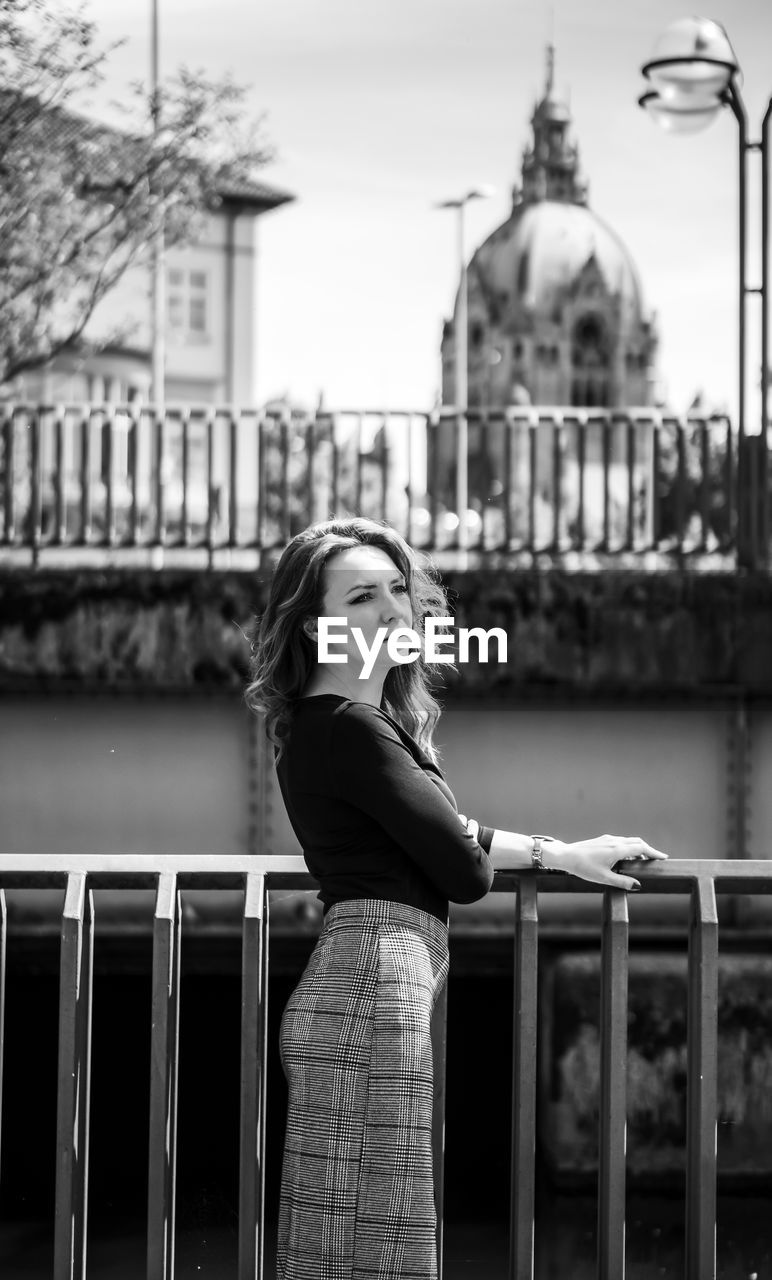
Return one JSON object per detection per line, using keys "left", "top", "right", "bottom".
{"left": 545, "top": 41, "right": 555, "bottom": 97}
{"left": 518, "top": 46, "right": 588, "bottom": 207}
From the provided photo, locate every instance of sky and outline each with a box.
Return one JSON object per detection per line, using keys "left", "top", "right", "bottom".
{"left": 83, "top": 0, "right": 772, "bottom": 423}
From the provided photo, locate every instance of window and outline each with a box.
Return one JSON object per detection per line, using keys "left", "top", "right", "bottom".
{"left": 167, "top": 268, "right": 210, "bottom": 343}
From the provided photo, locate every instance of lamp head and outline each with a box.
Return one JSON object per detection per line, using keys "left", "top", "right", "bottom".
{"left": 639, "top": 16, "right": 738, "bottom": 133}
{"left": 434, "top": 186, "right": 495, "bottom": 209}
{"left": 642, "top": 16, "right": 738, "bottom": 97}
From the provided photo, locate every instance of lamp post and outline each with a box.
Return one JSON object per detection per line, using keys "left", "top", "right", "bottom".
{"left": 436, "top": 187, "right": 493, "bottom": 549}
{"left": 639, "top": 16, "right": 772, "bottom": 567}
{"left": 150, "top": 0, "right": 165, "bottom": 413}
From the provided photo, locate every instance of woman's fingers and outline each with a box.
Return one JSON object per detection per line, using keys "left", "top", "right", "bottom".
{"left": 611, "top": 837, "right": 669, "bottom": 862}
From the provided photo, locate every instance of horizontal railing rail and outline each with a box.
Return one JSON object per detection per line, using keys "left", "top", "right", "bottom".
{"left": 1, "top": 853, "right": 771, "bottom": 1280}
{"left": 0, "top": 402, "right": 753, "bottom": 565}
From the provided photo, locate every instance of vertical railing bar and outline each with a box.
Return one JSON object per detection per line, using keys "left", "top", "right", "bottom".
{"left": 104, "top": 406, "right": 115, "bottom": 548}
{"left": 2, "top": 409, "right": 14, "bottom": 544}
{"left": 699, "top": 419, "right": 710, "bottom": 552}
{"left": 685, "top": 877, "right": 719, "bottom": 1280}
{"left": 428, "top": 413, "right": 439, "bottom": 551}
{"left": 432, "top": 970, "right": 449, "bottom": 1280}
{"left": 509, "top": 877, "right": 539, "bottom": 1280}
{"left": 724, "top": 415, "right": 736, "bottom": 552}
{"left": 229, "top": 409, "right": 239, "bottom": 547}
{"left": 577, "top": 417, "right": 586, "bottom": 549}
{"left": 180, "top": 409, "right": 190, "bottom": 547}
{"left": 238, "top": 872, "right": 268, "bottom": 1280}
{"left": 651, "top": 423, "right": 662, "bottom": 550}
{"left": 206, "top": 409, "right": 216, "bottom": 563}
{"left": 527, "top": 424, "right": 536, "bottom": 552}
{"left": 147, "top": 872, "right": 181, "bottom": 1280}
{"left": 355, "top": 412, "right": 363, "bottom": 516}
{"left": 475, "top": 409, "right": 487, "bottom": 550}
{"left": 625, "top": 417, "right": 635, "bottom": 551}
{"left": 154, "top": 405, "right": 165, "bottom": 547}
{"left": 503, "top": 413, "right": 513, "bottom": 549}
{"left": 675, "top": 419, "right": 687, "bottom": 553}
{"left": 405, "top": 415, "right": 416, "bottom": 545}
{"left": 54, "top": 406, "right": 66, "bottom": 545}
{"left": 551, "top": 421, "right": 562, "bottom": 550}
{"left": 601, "top": 417, "right": 611, "bottom": 551}
{"left": 306, "top": 415, "right": 316, "bottom": 528}
{"left": 255, "top": 413, "right": 265, "bottom": 551}
{"left": 0, "top": 891, "right": 6, "bottom": 1174}
{"left": 331, "top": 413, "right": 340, "bottom": 517}
{"left": 128, "top": 405, "right": 140, "bottom": 547}
{"left": 597, "top": 890, "right": 629, "bottom": 1280}
{"left": 279, "top": 414, "right": 291, "bottom": 544}
{"left": 54, "top": 872, "right": 94, "bottom": 1280}
{"left": 30, "top": 406, "right": 42, "bottom": 563}
{"left": 380, "top": 412, "right": 390, "bottom": 523}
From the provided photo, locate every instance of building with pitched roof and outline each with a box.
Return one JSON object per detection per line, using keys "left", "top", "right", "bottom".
{"left": 10, "top": 102, "right": 293, "bottom": 408}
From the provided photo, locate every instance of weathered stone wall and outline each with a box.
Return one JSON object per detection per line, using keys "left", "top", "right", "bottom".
{"left": 1, "top": 565, "right": 770, "bottom": 695}
{"left": 543, "top": 952, "right": 772, "bottom": 1181}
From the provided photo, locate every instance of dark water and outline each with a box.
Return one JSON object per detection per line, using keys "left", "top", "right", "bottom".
{"left": 1, "top": 1198, "right": 769, "bottom": 1278}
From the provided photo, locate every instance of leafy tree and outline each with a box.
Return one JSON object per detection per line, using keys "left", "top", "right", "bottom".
{"left": 0, "top": 0, "right": 272, "bottom": 386}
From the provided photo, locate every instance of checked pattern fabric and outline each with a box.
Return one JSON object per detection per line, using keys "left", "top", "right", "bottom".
{"left": 277, "top": 898, "right": 450, "bottom": 1280}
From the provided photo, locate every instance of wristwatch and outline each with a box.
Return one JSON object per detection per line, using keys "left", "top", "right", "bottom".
{"left": 530, "top": 834, "right": 554, "bottom": 872}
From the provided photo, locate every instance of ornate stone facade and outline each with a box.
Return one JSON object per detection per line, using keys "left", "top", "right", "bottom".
{"left": 441, "top": 48, "right": 658, "bottom": 411}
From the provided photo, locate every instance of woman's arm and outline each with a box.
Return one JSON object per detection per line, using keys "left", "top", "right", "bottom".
{"left": 459, "top": 819, "right": 667, "bottom": 891}
{"left": 332, "top": 704, "right": 494, "bottom": 903}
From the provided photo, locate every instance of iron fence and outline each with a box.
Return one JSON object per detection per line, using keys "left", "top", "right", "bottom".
{"left": 0, "top": 853, "right": 768, "bottom": 1279}
{"left": 0, "top": 403, "right": 751, "bottom": 565}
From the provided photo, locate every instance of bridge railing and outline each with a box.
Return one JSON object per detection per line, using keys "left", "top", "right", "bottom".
{"left": 0, "top": 403, "right": 745, "bottom": 564}
{"left": 1, "top": 853, "right": 768, "bottom": 1280}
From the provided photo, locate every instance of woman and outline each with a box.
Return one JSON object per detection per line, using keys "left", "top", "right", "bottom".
{"left": 246, "top": 516, "right": 666, "bottom": 1280}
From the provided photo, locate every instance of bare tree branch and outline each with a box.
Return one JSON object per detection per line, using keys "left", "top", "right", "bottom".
{"left": 0, "top": 0, "right": 275, "bottom": 386}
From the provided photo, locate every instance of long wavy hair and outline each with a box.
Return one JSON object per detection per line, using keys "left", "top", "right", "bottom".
{"left": 245, "top": 518, "right": 452, "bottom": 764}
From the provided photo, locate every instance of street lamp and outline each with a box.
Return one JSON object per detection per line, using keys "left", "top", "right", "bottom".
{"left": 435, "top": 186, "right": 494, "bottom": 549}
{"left": 639, "top": 15, "right": 772, "bottom": 565}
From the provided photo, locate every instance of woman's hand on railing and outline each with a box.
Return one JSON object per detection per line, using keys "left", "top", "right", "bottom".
{"left": 545, "top": 835, "right": 668, "bottom": 891}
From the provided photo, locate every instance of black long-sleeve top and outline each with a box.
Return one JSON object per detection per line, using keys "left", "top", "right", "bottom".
{"left": 274, "top": 694, "right": 496, "bottom": 923}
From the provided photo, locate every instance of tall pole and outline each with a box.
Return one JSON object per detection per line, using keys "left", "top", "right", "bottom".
{"left": 727, "top": 82, "right": 749, "bottom": 561}
{"left": 150, "top": 0, "right": 165, "bottom": 412}
{"left": 456, "top": 201, "right": 468, "bottom": 550}
{"left": 761, "top": 100, "right": 771, "bottom": 560}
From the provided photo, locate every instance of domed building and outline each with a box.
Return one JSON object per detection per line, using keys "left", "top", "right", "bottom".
{"left": 441, "top": 49, "right": 657, "bottom": 410}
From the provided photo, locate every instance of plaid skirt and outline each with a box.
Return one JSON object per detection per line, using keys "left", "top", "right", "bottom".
{"left": 277, "top": 898, "right": 450, "bottom": 1280}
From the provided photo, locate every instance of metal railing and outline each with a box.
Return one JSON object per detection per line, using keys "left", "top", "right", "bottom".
{"left": 0, "top": 402, "right": 750, "bottom": 564}
{"left": 1, "top": 853, "right": 768, "bottom": 1280}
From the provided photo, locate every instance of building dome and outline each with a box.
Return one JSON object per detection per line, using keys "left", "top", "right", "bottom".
{"left": 472, "top": 200, "right": 646, "bottom": 331}
{"left": 441, "top": 45, "right": 657, "bottom": 412}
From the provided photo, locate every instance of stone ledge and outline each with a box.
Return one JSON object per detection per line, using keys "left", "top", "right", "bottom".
{"left": 0, "top": 566, "right": 770, "bottom": 696}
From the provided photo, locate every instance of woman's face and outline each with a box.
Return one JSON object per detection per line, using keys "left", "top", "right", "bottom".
{"left": 310, "top": 544, "right": 414, "bottom": 678}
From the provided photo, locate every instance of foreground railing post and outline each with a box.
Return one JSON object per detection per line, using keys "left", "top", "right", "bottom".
{"left": 431, "top": 973, "right": 449, "bottom": 1280}
{"left": 54, "top": 873, "right": 94, "bottom": 1280}
{"left": 147, "top": 873, "right": 182, "bottom": 1280}
{"left": 238, "top": 873, "right": 269, "bottom": 1280}
{"left": 0, "top": 890, "right": 6, "bottom": 1165}
{"left": 509, "top": 877, "right": 539, "bottom": 1280}
{"left": 597, "top": 890, "right": 629, "bottom": 1280}
{"left": 685, "top": 877, "right": 719, "bottom": 1280}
